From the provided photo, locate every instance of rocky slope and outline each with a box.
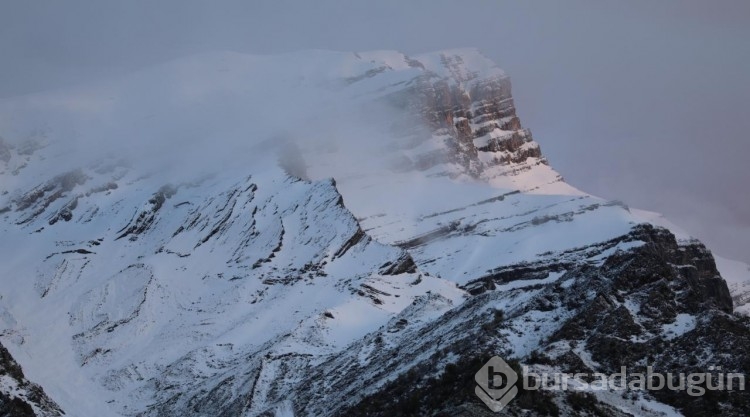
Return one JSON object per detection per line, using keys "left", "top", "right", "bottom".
{"left": 0, "top": 342, "right": 63, "bottom": 417}
{"left": 0, "top": 49, "right": 748, "bottom": 416}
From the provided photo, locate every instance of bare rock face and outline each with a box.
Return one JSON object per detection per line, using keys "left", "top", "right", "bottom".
{"left": 332, "top": 226, "right": 748, "bottom": 417}
{"left": 385, "top": 51, "right": 544, "bottom": 181}
{"left": 13, "top": 169, "right": 88, "bottom": 225}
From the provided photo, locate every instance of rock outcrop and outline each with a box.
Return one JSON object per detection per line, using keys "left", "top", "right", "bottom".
{"left": 381, "top": 50, "right": 546, "bottom": 184}
{"left": 0, "top": 343, "right": 64, "bottom": 417}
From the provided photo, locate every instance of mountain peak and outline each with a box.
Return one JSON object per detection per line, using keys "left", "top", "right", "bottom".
{"left": 1, "top": 48, "right": 749, "bottom": 417}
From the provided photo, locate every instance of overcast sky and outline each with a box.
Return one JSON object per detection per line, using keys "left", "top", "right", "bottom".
{"left": 1, "top": 0, "right": 749, "bottom": 263}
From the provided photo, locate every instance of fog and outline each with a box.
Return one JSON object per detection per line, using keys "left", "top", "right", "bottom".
{"left": 1, "top": 0, "right": 748, "bottom": 262}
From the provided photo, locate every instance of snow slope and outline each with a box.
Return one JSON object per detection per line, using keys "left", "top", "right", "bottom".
{"left": 0, "top": 49, "right": 747, "bottom": 416}
{"left": 717, "top": 256, "right": 750, "bottom": 316}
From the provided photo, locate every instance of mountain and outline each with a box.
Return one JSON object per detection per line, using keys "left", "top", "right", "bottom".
{"left": 0, "top": 49, "right": 748, "bottom": 417}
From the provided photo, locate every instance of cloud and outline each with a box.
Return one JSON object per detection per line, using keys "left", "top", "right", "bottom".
{"left": 1, "top": 0, "right": 748, "bottom": 262}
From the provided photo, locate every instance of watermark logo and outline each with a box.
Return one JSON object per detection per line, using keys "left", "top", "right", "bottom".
{"left": 474, "top": 356, "right": 519, "bottom": 412}
{"left": 522, "top": 365, "right": 746, "bottom": 397}
{"left": 474, "top": 356, "right": 746, "bottom": 412}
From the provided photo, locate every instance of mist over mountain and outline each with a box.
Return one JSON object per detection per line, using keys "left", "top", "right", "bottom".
{"left": 2, "top": 1, "right": 749, "bottom": 266}
{"left": 0, "top": 48, "right": 749, "bottom": 416}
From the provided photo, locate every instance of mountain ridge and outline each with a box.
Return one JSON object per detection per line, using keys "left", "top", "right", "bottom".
{"left": 0, "top": 48, "right": 748, "bottom": 416}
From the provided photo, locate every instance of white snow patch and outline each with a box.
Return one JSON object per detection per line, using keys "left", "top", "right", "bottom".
{"left": 661, "top": 314, "right": 696, "bottom": 340}
{"left": 495, "top": 271, "right": 565, "bottom": 292}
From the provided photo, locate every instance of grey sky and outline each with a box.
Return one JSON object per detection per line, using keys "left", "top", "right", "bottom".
{"left": 1, "top": 0, "right": 749, "bottom": 262}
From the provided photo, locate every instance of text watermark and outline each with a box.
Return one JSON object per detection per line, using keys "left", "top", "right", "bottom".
{"left": 474, "top": 356, "right": 746, "bottom": 412}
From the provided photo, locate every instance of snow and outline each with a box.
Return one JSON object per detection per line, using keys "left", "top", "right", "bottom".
{"left": 473, "top": 128, "right": 513, "bottom": 148}
{"left": 636, "top": 396, "right": 685, "bottom": 417}
{"left": 494, "top": 271, "right": 565, "bottom": 291}
{"left": 274, "top": 401, "right": 296, "bottom": 417}
{"left": 0, "top": 158, "right": 449, "bottom": 414}
{"left": 715, "top": 255, "right": 750, "bottom": 315}
{"left": 0, "top": 47, "right": 743, "bottom": 416}
{"left": 631, "top": 208, "right": 692, "bottom": 241}
{"left": 414, "top": 48, "right": 506, "bottom": 82}
{"left": 661, "top": 314, "right": 697, "bottom": 340}
{"left": 600, "top": 390, "right": 685, "bottom": 417}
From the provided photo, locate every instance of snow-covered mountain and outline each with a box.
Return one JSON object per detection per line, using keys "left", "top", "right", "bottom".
{"left": 0, "top": 49, "right": 748, "bottom": 416}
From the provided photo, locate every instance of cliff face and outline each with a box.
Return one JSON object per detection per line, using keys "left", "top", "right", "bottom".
{"left": 0, "top": 49, "right": 748, "bottom": 417}
{"left": 334, "top": 226, "right": 748, "bottom": 417}
{"left": 415, "top": 65, "right": 540, "bottom": 175}
{"left": 378, "top": 50, "right": 547, "bottom": 186}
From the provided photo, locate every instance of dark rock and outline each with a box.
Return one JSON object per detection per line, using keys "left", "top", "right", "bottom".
{"left": 116, "top": 184, "right": 177, "bottom": 240}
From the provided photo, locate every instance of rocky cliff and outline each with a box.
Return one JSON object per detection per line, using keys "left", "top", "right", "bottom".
{"left": 364, "top": 50, "right": 551, "bottom": 191}
{"left": 0, "top": 49, "right": 748, "bottom": 417}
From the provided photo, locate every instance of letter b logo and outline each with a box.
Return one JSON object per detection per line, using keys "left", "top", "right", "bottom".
{"left": 475, "top": 356, "right": 519, "bottom": 412}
